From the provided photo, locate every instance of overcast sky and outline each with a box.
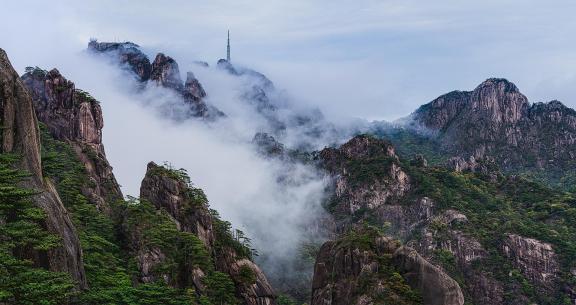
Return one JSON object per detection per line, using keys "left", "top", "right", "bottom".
{"left": 3, "top": 0, "right": 576, "bottom": 120}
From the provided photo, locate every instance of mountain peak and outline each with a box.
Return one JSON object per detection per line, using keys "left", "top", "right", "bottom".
{"left": 150, "top": 53, "right": 182, "bottom": 90}
{"left": 88, "top": 40, "right": 152, "bottom": 81}
{"left": 474, "top": 78, "right": 522, "bottom": 101}
{"left": 414, "top": 77, "right": 529, "bottom": 132}
{"left": 477, "top": 78, "right": 519, "bottom": 92}
{"left": 469, "top": 77, "right": 528, "bottom": 125}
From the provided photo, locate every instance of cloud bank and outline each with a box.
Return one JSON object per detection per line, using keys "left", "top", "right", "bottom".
{"left": 3, "top": 0, "right": 576, "bottom": 122}
{"left": 45, "top": 50, "right": 334, "bottom": 291}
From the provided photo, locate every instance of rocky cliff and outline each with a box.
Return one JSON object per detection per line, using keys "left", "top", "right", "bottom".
{"left": 319, "top": 135, "right": 411, "bottom": 230}
{"left": 410, "top": 78, "right": 576, "bottom": 172}
{"left": 317, "top": 134, "right": 576, "bottom": 304}
{"left": 88, "top": 40, "right": 223, "bottom": 119}
{"left": 131, "top": 162, "right": 276, "bottom": 305}
{"left": 0, "top": 48, "right": 280, "bottom": 304}
{"left": 311, "top": 227, "right": 464, "bottom": 305}
{"left": 0, "top": 48, "right": 86, "bottom": 288}
{"left": 140, "top": 162, "right": 214, "bottom": 249}
{"left": 21, "top": 67, "right": 123, "bottom": 214}
{"left": 87, "top": 40, "right": 151, "bottom": 81}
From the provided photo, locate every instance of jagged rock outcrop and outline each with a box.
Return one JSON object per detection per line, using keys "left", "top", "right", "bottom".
{"left": 87, "top": 40, "right": 152, "bottom": 81}
{"left": 374, "top": 197, "right": 434, "bottom": 239}
{"left": 137, "top": 162, "right": 276, "bottom": 305}
{"left": 407, "top": 208, "right": 508, "bottom": 303}
{"left": 21, "top": 68, "right": 123, "bottom": 213}
{"left": 0, "top": 48, "right": 86, "bottom": 288}
{"left": 393, "top": 246, "right": 465, "bottom": 305}
{"left": 319, "top": 135, "right": 410, "bottom": 222}
{"left": 184, "top": 72, "right": 207, "bottom": 103}
{"left": 446, "top": 155, "right": 501, "bottom": 182}
{"left": 140, "top": 162, "right": 214, "bottom": 248}
{"left": 502, "top": 234, "right": 560, "bottom": 292}
{"left": 88, "top": 40, "right": 223, "bottom": 119}
{"left": 311, "top": 229, "right": 464, "bottom": 305}
{"left": 215, "top": 249, "right": 276, "bottom": 305}
{"left": 151, "top": 53, "right": 184, "bottom": 91}
{"left": 411, "top": 78, "right": 576, "bottom": 171}
{"left": 318, "top": 133, "right": 576, "bottom": 303}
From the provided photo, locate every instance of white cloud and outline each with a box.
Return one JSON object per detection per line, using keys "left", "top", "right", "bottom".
{"left": 4, "top": 0, "right": 576, "bottom": 121}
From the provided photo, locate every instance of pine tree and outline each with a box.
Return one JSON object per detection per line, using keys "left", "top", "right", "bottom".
{"left": 0, "top": 154, "right": 75, "bottom": 305}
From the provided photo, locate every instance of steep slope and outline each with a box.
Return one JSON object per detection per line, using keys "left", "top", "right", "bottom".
{"left": 0, "top": 48, "right": 278, "bottom": 304}
{"left": 86, "top": 41, "right": 151, "bottom": 81}
{"left": 316, "top": 134, "right": 576, "bottom": 304}
{"left": 21, "top": 67, "right": 123, "bottom": 214}
{"left": 320, "top": 135, "right": 411, "bottom": 231}
{"left": 128, "top": 162, "right": 276, "bottom": 305}
{"left": 404, "top": 78, "right": 576, "bottom": 181}
{"left": 311, "top": 227, "right": 463, "bottom": 305}
{"left": 0, "top": 48, "right": 86, "bottom": 289}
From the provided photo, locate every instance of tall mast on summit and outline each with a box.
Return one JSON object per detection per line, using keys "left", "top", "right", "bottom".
{"left": 227, "top": 30, "right": 231, "bottom": 62}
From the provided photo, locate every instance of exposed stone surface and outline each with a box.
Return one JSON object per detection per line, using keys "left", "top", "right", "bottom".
{"left": 151, "top": 53, "right": 183, "bottom": 91}
{"left": 137, "top": 162, "right": 276, "bottom": 305}
{"left": 379, "top": 197, "right": 433, "bottom": 235}
{"left": 136, "top": 247, "right": 169, "bottom": 284}
{"left": 392, "top": 246, "right": 465, "bottom": 305}
{"left": 311, "top": 232, "right": 464, "bottom": 305}
{"left": 21, "top": 68, "right": 123, "bottom": 213}
{"left": 321, "top": 134, "right": 397, "bottom": 164}
{"left": 317, "top": 135, "right": 573, "bottom": 304}
{"left": 319, "top": 135, "right": 410, "bottom": 221}
{"left": 87, "top": 40, "right": 152, "bottom": 81}
{"left": 446, "top": 155, "right": 501, "bottom": 182}
{"left": 406, "top": 204, "right": 518, "bottom": 304}
{"left": 215, "top": 249, "right": 276, "bottom": 305}
{"left": 412, "top": 78, "right": 576, "bottom": 171}
{"left": 502, "top": 234, "right": 560, "bottom": 291}
{"left": 88, "top": 40, "right": 223, "bottom": 120}
{"left": 183, "top": 72, "right": 207, "bottom": 103}
{"left": 0, "top": 48, "right": 86, "bottom": 288}
{"left": 140, "top": 162, "right": 214, "bottom": 248}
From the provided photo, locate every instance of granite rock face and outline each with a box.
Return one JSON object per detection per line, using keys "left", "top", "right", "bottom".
{"left": 215, "top": 248, "right": 276, "bottom": 305}
{"left": 21, "top": 68, "right": 123, "bottom": 213}
{"left": 502, "top": 234, "right": 560, "bottom": 292}
{"left": 140, "top": 162, "right": 214, "bottom": 248}
{"left": 319, "top": 135, "right": 410, "bottom": 224}
{"left": 412, "top": 78, "right": 576, "bottom": 171}
{"left": 88, "top": 40, "right": 223, "bottom": 120}
{"left": 311, "top": 231, "right": 464, "bottom": 305}
{"left": 137, "top": 162, "right": 276, "bottom": 305}
{"left": 317, "top": 134, "right": 574, "bottom": 304}
{"left": 183, "top": 72, "right": 207, "bottom": 103}
{"left": 0, "top": 48, "right": 86, "bottom": 288}
{"left": 151, "top": 53, "right": 184, "bottom": 91}
{"left": 88, "top": 40, "right": 152, "bottom": 81}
